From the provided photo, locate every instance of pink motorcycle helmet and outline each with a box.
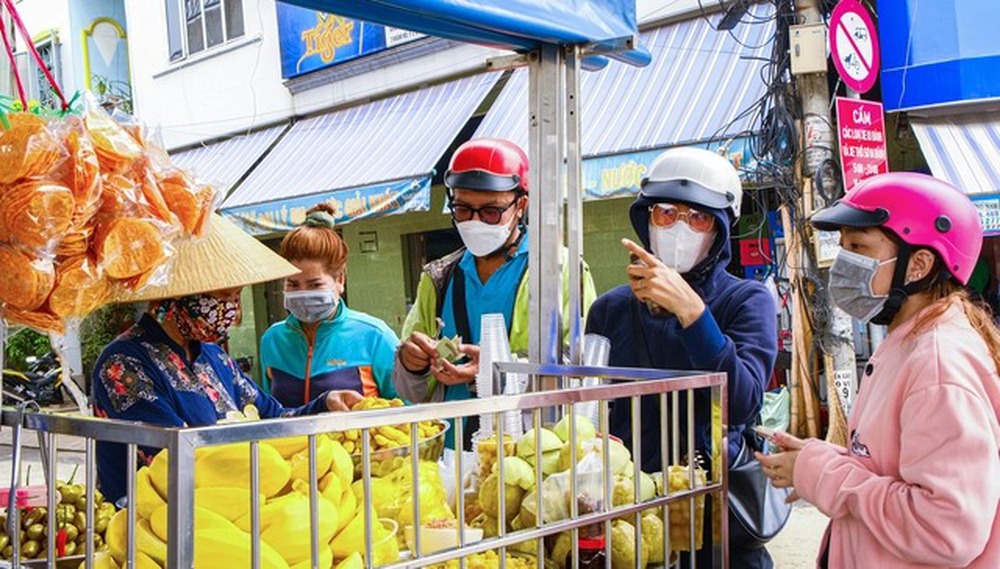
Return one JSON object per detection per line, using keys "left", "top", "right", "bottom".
{"left": 811, "top": 172, "right": 983, "bottom": 285}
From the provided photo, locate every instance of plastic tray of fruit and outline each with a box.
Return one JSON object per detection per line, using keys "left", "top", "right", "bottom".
{"left": 328, "top": 398, "right": 450, "bottom": 478}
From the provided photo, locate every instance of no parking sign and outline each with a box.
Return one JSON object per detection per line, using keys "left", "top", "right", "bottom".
{"left": 829, "top": 0, "right": 880, "bottom": 94}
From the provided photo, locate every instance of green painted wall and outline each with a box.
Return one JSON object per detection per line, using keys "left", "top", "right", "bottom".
{"left": 340, "top": 186, "right": 454, "bottom": 332}
{"left": 337, "top": 189, "right": 637, "bottom": 335}
{"left": 582, "top": 197, "right": 634, "bottom": 295}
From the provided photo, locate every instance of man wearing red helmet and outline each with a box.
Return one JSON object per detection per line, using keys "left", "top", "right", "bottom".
{"left": 392, "top": 138, "right": 596, "bottom": 447}
{"left": 759, "top": 172, "right": 1000, "bottom": 568}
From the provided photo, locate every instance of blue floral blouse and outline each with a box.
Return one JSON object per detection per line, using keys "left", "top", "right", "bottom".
{"left": 92, "top": 314, "right": 329, "bottom": 502}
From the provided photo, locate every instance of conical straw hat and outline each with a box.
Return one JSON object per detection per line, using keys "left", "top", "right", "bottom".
{"left": 115, "top": 214, "right": 297, "bottom": 303}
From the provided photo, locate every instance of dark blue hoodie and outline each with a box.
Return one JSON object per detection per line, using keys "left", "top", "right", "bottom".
{"left": 585, "top": 203, "right": 777, "bottom": 472}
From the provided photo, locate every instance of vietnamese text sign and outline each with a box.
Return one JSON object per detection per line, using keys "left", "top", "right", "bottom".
{"left": 224, "top": 177, "right": 431, "bottom": 236}
{"left": 835, "top": 97, "right": 888, "bottom": 191}
{"left": 971, "top": 194, "right": 1000, "bottom": 236}
{"left": 580, "top": 137, "right": 755, "bottom": 201}
{"left": 276, "top": 2, "right": 424, "bottom": 79}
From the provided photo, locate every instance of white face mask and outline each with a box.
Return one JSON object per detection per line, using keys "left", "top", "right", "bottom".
{"left": 649, "top": 223, "right": 716, "bottom": 273}
{"left": 457, "top": 220, "right": 514, "bottom": 257}
{"left": 283, "top": 290, "right": 339, "bottom": 323}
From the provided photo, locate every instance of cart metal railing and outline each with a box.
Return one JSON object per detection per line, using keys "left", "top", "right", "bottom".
{"left": 2, "top": 364, "right": 728, "bottom": 569}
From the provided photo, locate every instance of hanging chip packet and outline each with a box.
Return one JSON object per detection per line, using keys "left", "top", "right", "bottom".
{"left": 0, "top": 94, "right": 218, "bottom": 335}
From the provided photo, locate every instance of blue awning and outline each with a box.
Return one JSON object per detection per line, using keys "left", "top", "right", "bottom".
{"left": 219, "top": 72, "right": 500, "bottom": 231}
{"left": 911, "top": 111, "right": 1000, "bottom": 196}
{"left": 475, "top": 3, "right": 774, "bottom": 158}
{"left": 280, "top": 0, "right": 648, "bottom": 65}
{"left": 169, "top": 125, "right": 288, "bottom": 195}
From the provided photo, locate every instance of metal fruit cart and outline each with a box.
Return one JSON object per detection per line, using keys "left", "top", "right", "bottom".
{"left": 2, "top": 362, "right": 728, "bottom": 569}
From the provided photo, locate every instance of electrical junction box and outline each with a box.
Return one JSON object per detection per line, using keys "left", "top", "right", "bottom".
{"left": 790, "top": 23, "right": 827, "bottom": 75}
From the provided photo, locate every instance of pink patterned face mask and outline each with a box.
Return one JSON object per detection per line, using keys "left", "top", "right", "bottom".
{"left": 163, "top": 294, "right": 240, "bottom": 344}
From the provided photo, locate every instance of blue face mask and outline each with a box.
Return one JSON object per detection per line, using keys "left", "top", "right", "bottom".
{"left": 283, "top": 290, "right": 339, "bottom": 323}
{"left": 829, "top": 249, "right": 897, "bottom": 323}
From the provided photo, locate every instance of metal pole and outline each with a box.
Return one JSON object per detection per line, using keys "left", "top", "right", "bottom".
{"left": 565, "top": 45, "right": 584, "bottom": 366}
{"left": 527, "top": 43, "right": 566, "bottom": 366}
{"left": 167, "top": 432, "right": 196, "bottom": 568}
{"left": 795, "top": 0, "right": 858, "bottom": 419}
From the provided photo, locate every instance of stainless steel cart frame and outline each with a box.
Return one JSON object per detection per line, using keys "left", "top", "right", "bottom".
{"left": 2, "top": 364, "right": 728, "bottom": 569}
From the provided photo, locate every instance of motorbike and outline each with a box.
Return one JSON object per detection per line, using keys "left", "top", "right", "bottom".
{"left": 2, "top": 352, "right": 65, "bottom": 406}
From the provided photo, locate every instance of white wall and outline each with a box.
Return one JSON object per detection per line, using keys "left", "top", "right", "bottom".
{"left": 10, "top": 0, "right": 77, "bottom": 95}
{"left": 123, "top": 0, "right": 708, "bottom": 151}
{"left": 124, "top": 0, "right": 294, "bottom": 150}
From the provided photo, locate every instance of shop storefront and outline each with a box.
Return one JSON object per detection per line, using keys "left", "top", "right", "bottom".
{"left": 880, "top": 0, "right": 1000, "bottom": 315}
{"left": 169, "top": 2, "right": 777, "bottom": 375}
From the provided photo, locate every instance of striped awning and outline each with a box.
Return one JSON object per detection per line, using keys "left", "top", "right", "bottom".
{"left": 221, "top": 73, "right": 500, "bottom": 211}
{"left": 911, "top": 111, "right": 1000, "bottom": 195}
{"left": 475, "top": 3, "right": 774, "bottom": 157}
{"left": 170, "top": 125, "right": 288, "bottom": 194}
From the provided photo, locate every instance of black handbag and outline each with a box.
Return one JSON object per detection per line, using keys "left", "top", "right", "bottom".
{"left": 629, "top": 298, "right": 792, "bottom": 549}
{"left": 728, "top": 426, "right": 793, "bottom": 548}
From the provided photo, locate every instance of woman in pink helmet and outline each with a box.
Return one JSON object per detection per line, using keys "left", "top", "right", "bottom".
{"left": 759, "top": 172, "right": 1000, "bottom": 568}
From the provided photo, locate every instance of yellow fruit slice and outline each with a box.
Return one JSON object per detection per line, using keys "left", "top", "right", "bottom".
{"left": 135, "top": 467, "right": 166, "bottom": 521}
{"left": 267, "top": 436, "right": 309, "bottom": 459}
{"left": 150, "top": 503, "right": 238, "bottom": 542}
{"left": 193, "top": 527, "right": 290, "bottom": 569}
{"left": 288, "top": 435, "right": 334, "bottom": 484}
{"left": 329, "top": 439, "right": 354, "bottom": 490}
{"left": 194, "top": 442, "right": 290, "bottom": 498}
{"left": 289, "top": 546, "right": 333, "bottom": 569}
{"left": 334, "top": 552, "right": 363, "bottom": 569}
{"left": 195, "top": 487, "right": 266, "bottom": 523}
{"left": 107, "top": 509, "right": 166, "bottom": 566}
{"left": 234, "top": 480, "right": 339, "bottom": 566}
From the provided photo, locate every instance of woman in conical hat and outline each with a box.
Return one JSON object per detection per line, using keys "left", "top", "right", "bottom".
{"left": 92, "top": 214, "right": 363, "bottom": 503}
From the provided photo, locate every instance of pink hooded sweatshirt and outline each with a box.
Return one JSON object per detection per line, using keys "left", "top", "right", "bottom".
{"left": 794, "top": 300, "right": 1000, "bottom": 568}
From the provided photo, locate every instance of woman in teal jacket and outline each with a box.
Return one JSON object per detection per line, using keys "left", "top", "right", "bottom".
{"left": 260, "top": 204, "right": 399, "bottom": 406}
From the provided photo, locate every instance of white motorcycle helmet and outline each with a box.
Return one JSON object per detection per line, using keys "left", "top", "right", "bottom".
{"left": 629, "top": 147, "right": 743, "bottom": 248}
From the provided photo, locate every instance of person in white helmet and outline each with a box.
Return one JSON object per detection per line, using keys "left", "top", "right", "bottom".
{"left": 586, "top": 146, "right": 778, "bottom": 568}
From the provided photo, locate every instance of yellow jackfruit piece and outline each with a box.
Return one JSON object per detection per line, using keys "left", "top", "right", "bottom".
{"left": 194, "top": 442, "right": 290, "bottom": 498}
{"left": 233, "top": 480, "right": 339, "bottom": 566}
{"left": 149, "top": 503, "right": 238, "bottom": 542}
{"left": 106, "top": 509, "right": 168, "bottom": 567}
{"left": 334, "top": 552, "right": 363, "bottom": 569}
{"left": 288, "top": 435, "right": 334, "bottom": 484}
{"left": 194, "top": 487, "right": 267, "bottom": 523}
{"left": 193, "top": 527, "right": 289, "bottom": 569}
{"left": 289, "top": 546, "right": 333, "bottom": 569}
{"left": 268, "top": 436, "right": 309, "bottom": 459}
{"left": 135, "top": 466, "right": 166, "bottom": 521}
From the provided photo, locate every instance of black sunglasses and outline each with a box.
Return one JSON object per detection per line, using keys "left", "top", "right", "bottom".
{"left": 448, "top": 199, "right": 518, "bottom": 225}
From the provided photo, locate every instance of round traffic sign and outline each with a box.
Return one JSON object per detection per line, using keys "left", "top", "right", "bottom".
{"left": 829, "top": 0, "right": 880, "bottom": 94}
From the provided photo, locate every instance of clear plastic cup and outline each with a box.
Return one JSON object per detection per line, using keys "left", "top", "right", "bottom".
{"left": 583, "top": 334, "right": 611, "bottom": 367}
{"left": 579, "top": 334, "right": 612, "bottom": 427}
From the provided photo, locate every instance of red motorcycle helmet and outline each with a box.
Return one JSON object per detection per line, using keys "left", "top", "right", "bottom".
{"left": 444, "top": 138, "right": 529, "bottom": 194}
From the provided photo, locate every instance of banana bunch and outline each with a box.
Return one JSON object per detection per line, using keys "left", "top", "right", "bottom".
{"left": 328, "top": 397, "right": 444, "bottom": 455}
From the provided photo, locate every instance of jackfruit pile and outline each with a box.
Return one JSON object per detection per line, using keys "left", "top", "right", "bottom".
{"left": 95, "top": 402, "right": 458, "bottom": 568}
{"left": 464, "top": 415, "right": 707, "bottom": 569}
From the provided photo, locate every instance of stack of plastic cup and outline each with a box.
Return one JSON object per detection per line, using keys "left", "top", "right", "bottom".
{"left": 579, "top": 334, "right": 612, "bottom": 426}
{"left": 477, "top": 314, "right": 514, "bottom": 435}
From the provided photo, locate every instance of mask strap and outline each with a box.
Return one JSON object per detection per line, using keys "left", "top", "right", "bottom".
{"left": 871, "top": 242, "right": 911, "bottom": 326}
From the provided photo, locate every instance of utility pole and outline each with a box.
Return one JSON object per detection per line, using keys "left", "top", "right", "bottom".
{"left": 795, "top": 0, "right": 857, "bottom": 445}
